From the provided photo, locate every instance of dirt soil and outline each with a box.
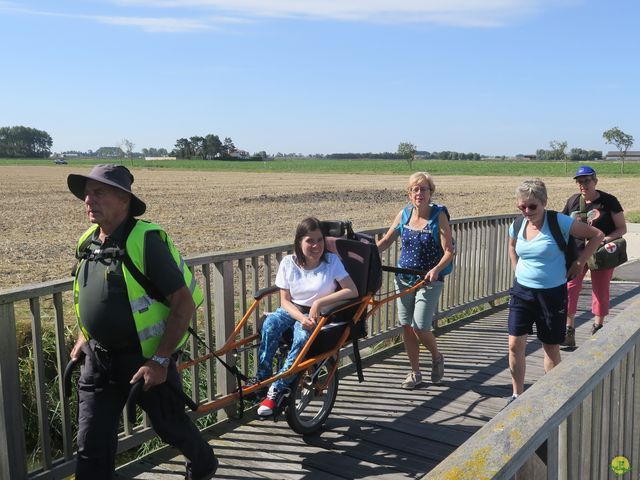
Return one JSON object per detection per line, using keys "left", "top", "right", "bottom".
{"left": 1, "top": 165, "right": 638, "bottom": 289}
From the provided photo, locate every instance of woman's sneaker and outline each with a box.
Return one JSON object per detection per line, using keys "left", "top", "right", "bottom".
{"left": 401, "top": 371, "right": 422, "bottom": 389}
{"left": 591, "top": 323, "right": 604, "bottom": 335}
{"left": 562, "top": 326, "right": 576, "bottom": 347}
{"left": 502, "top": 394, "right": 518, "bottom": 411}
{"left": 257, "top": 385, "right": 286, "bottom": 416}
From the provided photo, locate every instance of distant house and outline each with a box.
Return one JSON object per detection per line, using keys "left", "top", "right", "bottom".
{"left": 229, "top": 149, "right": 250, "bottom": 159}
{"left": 605, "top": 151, "right": 640, "bottom": 161}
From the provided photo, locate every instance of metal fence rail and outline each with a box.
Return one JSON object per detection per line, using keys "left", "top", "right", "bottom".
{"left": 0, "top": 214, "right": 516, "bottom": 480}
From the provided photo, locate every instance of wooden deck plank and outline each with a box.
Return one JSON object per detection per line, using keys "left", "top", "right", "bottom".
{"left": 116, "top": 281, "right": 640, "bottom": 479}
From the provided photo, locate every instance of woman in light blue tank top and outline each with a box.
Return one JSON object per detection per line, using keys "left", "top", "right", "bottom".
{"left": 505, "top": 178, "right": 603, "bottom": 408}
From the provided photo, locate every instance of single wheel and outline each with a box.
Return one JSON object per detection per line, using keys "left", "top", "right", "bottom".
{"left": 285, "top": 356, "right": 339, "bottom": 435}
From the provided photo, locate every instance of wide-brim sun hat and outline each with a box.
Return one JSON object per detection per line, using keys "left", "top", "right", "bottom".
{"left": 573, "top": 165, "right": 596, "bottom": 179}
{"left": 67, "top": 164, "right": 146, "bottom": 216}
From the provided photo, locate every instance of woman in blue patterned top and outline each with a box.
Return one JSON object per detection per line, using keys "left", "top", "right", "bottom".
{"left": 377, "top": 172, "right": 455, "bottom": 389}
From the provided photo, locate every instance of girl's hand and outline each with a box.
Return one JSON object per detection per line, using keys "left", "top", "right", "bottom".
{"left": 301, "top": 316, "right": 317, "bottom": 331}
{"left": 309, "top": 302, "right": 322, "bottom": 322}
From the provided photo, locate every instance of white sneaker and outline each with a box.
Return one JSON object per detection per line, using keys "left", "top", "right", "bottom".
{"left": 401, "top": 371, "right": 423, "bottom": 389}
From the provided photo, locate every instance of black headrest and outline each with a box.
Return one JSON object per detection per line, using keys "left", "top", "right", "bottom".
{"left": 319, "top": 220, "right": 354, "bottom": 239}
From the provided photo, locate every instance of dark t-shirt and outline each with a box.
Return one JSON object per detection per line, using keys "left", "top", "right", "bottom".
{"left": 77, "top": 219, "right": 186, "bottom": 349}
{"left": 562, "top": 190, "right": 623, "bottom": 249}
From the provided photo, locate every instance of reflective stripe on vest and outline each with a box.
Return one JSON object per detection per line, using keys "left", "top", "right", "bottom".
{"left": 129, "top": 258, "right": 199, "bottom": 314}
{"left": 73, "top": 220, "right": 203, "bottom": 358}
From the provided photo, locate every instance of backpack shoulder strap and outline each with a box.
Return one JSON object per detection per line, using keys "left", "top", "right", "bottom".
{"left": 428, "top": 203, "right": 454, "bottom": 250}
{"left": 121, "top": 218, "right": 168, "bottom": 304}
{"left": 428, "top": 204, "right": 446, "bottom": 249}
{"left": 512, "top": 216, "right": 525, "bottom": 255}
{"left": 546, "top": 210, "right": 567, "bottom": 252}
{"left": 396, "top": 204, "right": 413, "bottom": 234}
{"left": 513, "top": 216, "right": 524, "bottom": 235}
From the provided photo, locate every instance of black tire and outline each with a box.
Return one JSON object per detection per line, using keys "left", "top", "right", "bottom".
{"left": 285, "top": 356, "right": 339, "bottom": 435}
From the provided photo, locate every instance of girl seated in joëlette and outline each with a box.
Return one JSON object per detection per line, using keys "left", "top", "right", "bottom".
{"left": 254, "top": 216, "right": 358, "bottom": 416}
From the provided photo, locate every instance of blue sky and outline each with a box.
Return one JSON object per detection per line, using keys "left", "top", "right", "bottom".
{"left": 1, "top": 0, "right": 638, "bottom": 156}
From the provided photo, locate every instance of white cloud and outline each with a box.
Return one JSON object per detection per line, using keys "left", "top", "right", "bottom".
{"left": 114, "top": 0, "right": 562, "bottom": 26}
{"left": 1, "top": 0, "right": 572, "bottom": 32}
{"left": 0, "top": 4, "right": 242, "bottom": 32}
{"left": 93, "top": 15, "right": 211, "bottom": 32}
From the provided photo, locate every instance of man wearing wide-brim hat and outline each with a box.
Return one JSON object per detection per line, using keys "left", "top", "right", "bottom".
{"left": 67, "top": 164, "right": 217, "bottom": 480}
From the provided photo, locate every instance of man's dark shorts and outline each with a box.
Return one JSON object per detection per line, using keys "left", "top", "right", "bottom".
{"left": 508, "top": 279, "right": 567, "bottom": 345}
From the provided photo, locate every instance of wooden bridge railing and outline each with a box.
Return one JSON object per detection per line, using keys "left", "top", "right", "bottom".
{"left": 424, "top": 298, "right": 640, "bottom": 480}
{"left": 0, "top": 214, "right": 516, "bottom": 480}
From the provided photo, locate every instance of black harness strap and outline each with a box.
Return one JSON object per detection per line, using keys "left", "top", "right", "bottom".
{"left": 350, "top": 323, "right": 364, "bottom": 383}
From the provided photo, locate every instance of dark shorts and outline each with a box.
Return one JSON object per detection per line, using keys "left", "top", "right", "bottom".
{"left": 508, "top": 279, "right": 568, "bottom": 345}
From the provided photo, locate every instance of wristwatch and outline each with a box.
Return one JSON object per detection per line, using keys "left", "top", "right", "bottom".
{"left": 151, "top": 355, "right": 170, "bottom": 368}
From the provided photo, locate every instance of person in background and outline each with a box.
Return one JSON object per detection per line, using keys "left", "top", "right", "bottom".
{"left": 67, "top": 164, "right": 217, "bottom": 480}
{"left": 253, "top": 216, "right": 358, "bottom": 416}
{"left": 377, "top": 172, "right": 454, "bottom": 389}
{"left": 507, "top": 178, "right": 603, "bottom": 406}
{"left": 561, "top": 166, "right": 627, "bottom": 346}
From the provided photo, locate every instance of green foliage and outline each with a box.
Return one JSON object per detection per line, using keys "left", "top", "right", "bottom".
{"left": 569, "top": 148, "right": 602, "bottom": 162}
{"left": 603, "top": 127, "right": 634, "bottom": 152}
{"left": 548, "top": 140, "right": 568, "bottom": 161}
{"left": 397, "top": 142, "right": 417, "bottom": 169}
{"left": 17, "top": 320, "right": 78, "bottom": 470}
{"left": 625, "top": 210, "right": 640, "bottom": 223}
{"left": 603, "top": 127, "right": 635, "bottom": 173}
{"left": 0, "top": 126, "right": 53, "bottom": 158}
{"left": 94, "top": 146, "right": 124, "bottom": 157}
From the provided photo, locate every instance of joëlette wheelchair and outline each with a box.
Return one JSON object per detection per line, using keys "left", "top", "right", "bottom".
{"left": 64, "top": 221, "right": 430, "bottom": 435}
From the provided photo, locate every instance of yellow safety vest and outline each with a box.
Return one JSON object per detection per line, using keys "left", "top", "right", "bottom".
{"left": 73, "top": 220, "right": 203, "bottom": 358}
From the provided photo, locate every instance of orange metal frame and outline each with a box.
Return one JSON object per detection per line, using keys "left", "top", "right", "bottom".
{"left": 178, "top": 279, "right": 427, "bottom": 414}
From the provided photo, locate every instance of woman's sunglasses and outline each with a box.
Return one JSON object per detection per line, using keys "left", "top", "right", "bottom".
{"left": 517, "top": 203, "right": 538, "bottom": 212}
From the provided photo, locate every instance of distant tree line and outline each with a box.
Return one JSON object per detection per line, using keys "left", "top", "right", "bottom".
{"left": 325, "top": 150, "right": 483, "bottom": 160}
{"left": 326, "top": 152, "right": 405, "bottom": 159}
{"left": 141, "top": 147, "right": 169, "bottom": 157}
{"left": 172, "top": 134, "right": 237, "bottom": 159}
{"left": 535, "top": 148, "right": 602, "bottom": 162}
{"left": 0, "top": 126, "right": 52, "bottom": 158}
{"left": 424, "top": 151, "right": 482, "bottom": 161}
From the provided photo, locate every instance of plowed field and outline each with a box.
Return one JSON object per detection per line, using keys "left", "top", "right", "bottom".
{"left": 1, "top": 165, "right": 638, "bottom": 288}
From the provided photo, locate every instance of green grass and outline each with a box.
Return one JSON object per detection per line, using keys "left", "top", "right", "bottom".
{"left": 3, "top": 157, "right": 640, "bottom": 176}
{"left": 626, "top": 211, "right": 640, "bottom": 223}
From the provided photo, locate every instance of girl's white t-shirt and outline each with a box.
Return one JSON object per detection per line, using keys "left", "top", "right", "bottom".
{"left": 275, "top": 253, "right": 350, "bottom": 306}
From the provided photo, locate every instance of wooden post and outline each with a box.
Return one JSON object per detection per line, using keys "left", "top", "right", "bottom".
{"left": 0, "top": 302, "right": 28, "bottom": 480}
{"left": 213, "top": 260, "right": 236, "bottom": 419}
{"left": 487, "top": 218, "right": 499, "bottom": 297}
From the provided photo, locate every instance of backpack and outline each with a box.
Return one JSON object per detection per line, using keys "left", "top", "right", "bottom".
{"left": 397, "top": 203, "right": 455, "bottom": 276}
{"left": 513, "top": 210, "right": 577, "bottom": 272}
